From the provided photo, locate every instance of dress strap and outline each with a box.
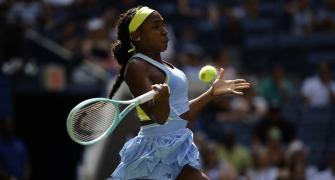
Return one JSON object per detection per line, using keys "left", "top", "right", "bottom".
{"left": 132, "top": 53, "right": 170, "bottom": 81}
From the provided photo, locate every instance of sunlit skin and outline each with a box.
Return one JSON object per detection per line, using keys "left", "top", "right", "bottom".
{"left": 132, "top": 12, "right": 168, "bottom": 61}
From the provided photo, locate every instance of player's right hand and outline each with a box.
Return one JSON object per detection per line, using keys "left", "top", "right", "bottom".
{"left": 152, "top": 83, "right": 170, "bottom": 103}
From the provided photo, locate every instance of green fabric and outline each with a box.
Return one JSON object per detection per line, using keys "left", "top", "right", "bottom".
{"left": 259, "top": 77, "right": 294, "bottom": 106}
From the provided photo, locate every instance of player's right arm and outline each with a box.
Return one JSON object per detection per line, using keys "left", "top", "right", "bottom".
{"left": 125, "top": 58, "right": 170, "bottom": 124}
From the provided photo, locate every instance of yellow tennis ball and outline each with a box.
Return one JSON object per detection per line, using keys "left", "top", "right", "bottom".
{"left": 199, "top": 65, "right": 217, "bottom": 83}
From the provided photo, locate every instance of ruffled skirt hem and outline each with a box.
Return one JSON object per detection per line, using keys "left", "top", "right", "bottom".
{"left": 111, "top": 128, "right": 200, "bottom": 180}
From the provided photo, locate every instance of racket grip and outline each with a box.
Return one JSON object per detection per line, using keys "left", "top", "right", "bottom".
{"left": 137, "top": 89, "right": 158, "bottom": 104}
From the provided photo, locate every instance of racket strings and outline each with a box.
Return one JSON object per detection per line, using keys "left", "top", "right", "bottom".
{"left": 71, "top": 101, "right": 117, "bottom": 142}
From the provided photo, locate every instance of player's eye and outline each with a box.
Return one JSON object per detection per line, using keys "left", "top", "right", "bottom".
{"left": 152, "top": 24, "right": 160, "bottom": 30}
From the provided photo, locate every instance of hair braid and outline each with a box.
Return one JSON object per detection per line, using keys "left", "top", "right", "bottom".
{"left": 109, "top": 7, "right": 140, "bottom": 98}
{"left": 108, "top": 65, "right": 126, "bottom": 98}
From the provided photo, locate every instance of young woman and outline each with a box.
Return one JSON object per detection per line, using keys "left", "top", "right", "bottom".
{"left": 109, "top": 6, "right": 250, "bottom": 180}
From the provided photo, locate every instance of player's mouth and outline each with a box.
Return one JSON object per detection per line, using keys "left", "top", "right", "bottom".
{"left": 162, "top": 38, "right": 169, "bottom": 46}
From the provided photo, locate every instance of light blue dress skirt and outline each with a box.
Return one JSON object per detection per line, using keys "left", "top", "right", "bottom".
{"left": 111, "top": 120, "right": 200, "bottom": 180}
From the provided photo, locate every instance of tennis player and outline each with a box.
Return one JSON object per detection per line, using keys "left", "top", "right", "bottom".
{"left": 109, "top": 6, "right": 250, "bottom": 180}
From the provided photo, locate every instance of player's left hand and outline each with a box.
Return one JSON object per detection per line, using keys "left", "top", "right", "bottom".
{"left": 210, "top": 68, "right": 250, "bottom": 96}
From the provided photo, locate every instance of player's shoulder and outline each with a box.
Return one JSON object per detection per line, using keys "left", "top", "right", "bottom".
{"left": 125, "top": 57, "right": 151, "bottom": 80}
{"left": 127, "top": 57, "right": 151, "bottom": 70}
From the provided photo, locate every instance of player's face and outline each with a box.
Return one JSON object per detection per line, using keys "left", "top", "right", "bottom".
{"left": 137, "top": 11, "right": 168, "bottom": 53}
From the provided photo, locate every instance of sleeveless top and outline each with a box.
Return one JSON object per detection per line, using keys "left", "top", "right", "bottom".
{"left": 130, "top": 53, "right": 189, "bottom": 124}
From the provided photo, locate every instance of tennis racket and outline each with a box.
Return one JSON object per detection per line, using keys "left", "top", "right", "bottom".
{"left": 66, "top": 89, "right": 158, "bottom": 145}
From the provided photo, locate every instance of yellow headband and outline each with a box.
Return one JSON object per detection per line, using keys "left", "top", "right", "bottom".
{"left": 128, "top": 6, "right": 155, "bottom": 52}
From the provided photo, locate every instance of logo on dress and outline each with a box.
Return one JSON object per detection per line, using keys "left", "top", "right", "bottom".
{"left": 163, "top": 173, "right": 172, "bottom": 179}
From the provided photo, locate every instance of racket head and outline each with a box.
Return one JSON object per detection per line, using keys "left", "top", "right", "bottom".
{"left": 66, "top": 98, "right": 120, "bottom": 145}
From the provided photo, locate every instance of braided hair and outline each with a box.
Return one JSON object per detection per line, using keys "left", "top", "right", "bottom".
{"left": 109, "top": 7, "right": 141, "bottom": 98}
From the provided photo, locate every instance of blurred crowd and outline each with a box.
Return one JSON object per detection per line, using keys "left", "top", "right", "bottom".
{"left": 0, "top": 0, "right": 335, "bottom": 179}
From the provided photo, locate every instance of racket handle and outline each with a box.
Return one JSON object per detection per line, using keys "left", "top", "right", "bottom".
{"left": 136, "top": 89, "right": 158, "bottom": 104}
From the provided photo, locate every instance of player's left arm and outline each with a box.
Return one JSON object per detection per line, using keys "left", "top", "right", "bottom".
{"left": 181, "top": 68, "right": 250, "bottom": 121}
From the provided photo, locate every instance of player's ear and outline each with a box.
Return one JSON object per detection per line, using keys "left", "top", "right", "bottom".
{"left": 130, "top": 31, "right": 141, "bottom": 42}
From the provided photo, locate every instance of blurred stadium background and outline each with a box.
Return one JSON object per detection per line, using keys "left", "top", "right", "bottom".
{"left": 1, "top": 0, "right": 335, "bottom": 179}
